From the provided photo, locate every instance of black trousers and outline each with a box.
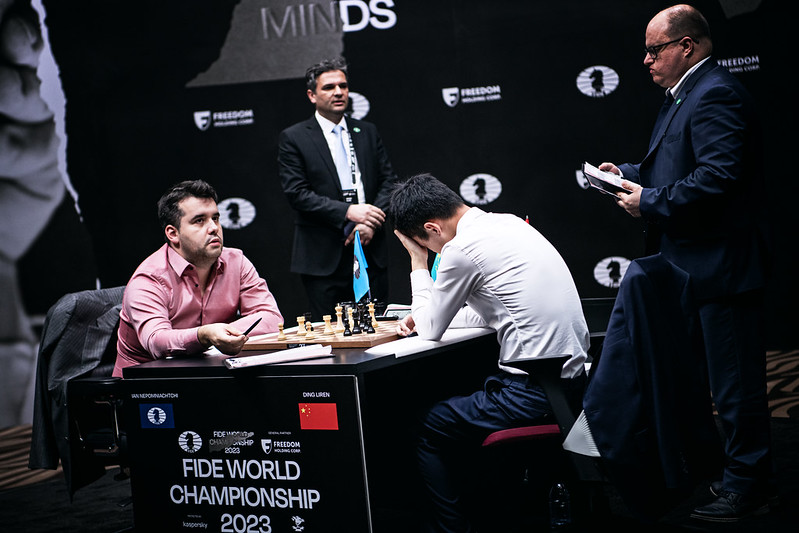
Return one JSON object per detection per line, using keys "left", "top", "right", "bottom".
{"left": 300, "top": 246, "right": 388, "bottom": 322}
{"left": 699, "top": 289, "right": 773, "bottom": 495}
{"left": 416, "top": 370, "right": 586, "bottom": 533}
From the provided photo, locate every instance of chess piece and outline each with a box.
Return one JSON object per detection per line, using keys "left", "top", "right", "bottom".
{"left": 368, "top": 302, "right": 379, "bottom": 330}
{"left": 305, "top": 325, "right": 315, "bottom": 340}
{"left": 342, "top": 314, "right": 352, "bottom": 336}
{"left": 351, "top": 306, "right": 362, "bottom": 334}
{"left": 335, "top": 305, "right": 345, "bottom": 333}
{"left": 347, "top": 307, "right": 355, "bottom": 331}
{"left": 297, "top": 316, "right": 306, "bottom": 337}
{"left": 277, "top": 322, "right": 286, "bottom": 341}
{"left": 304, "top": 312, "right": 314, "bottom": 332}
{"left": 323, "top": 315, "right": 334, "bottom": 335}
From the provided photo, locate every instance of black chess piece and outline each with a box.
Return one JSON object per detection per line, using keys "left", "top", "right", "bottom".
{"left": 343, "top": 317, "right": 352, "bottom": 336}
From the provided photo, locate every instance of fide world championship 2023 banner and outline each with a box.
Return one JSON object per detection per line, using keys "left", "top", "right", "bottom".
{"left": 1, "top": 0, "right": 794, "bottom": 410}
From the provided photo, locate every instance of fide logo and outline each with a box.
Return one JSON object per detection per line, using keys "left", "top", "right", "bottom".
{"left": 146, "top": 406, "right": 168, "bottom": 425}
{"left": 576, "top": 65, "right": 620, "bottom": 98}
{"left": 594, "top": 256, "right": 631, "bottom": 289}
{"left": 179, "top": 431, "right": 203, "bottom": 453}
{"left": 218, "top": 197, "right": 256, "bottom": 229}
{"left": 459, "top": 173, "right": 502, "bottom": 205}
{"left": 348, "top": 92, "right": 370, "bottom": 119}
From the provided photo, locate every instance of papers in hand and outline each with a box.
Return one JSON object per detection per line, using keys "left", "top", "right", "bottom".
{"left": 224, "top": 344, "right": 333, "bottom": 369}
{"left": 582, "top": 162, "right": 628, "bottom": 198}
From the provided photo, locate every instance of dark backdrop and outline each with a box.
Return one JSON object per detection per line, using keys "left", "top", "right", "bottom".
{"left": 18, "top": 0, "right": 795, "bottom": 348}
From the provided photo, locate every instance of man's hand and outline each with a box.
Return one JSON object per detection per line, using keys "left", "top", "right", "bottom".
{"left": 616, "top": 180, "right": 642, "bottom": 217}
{"left": 346, "top": 203, "right": 386, "bottom": 229}
{"left": 598, "top": 162, "right": 643, "bottom": 218}
{"left": 197, "top": 323, "right": 247, "bottom": 355}
{"left": 345, "top": 223, "right": 375, "bottom": 246}
{"left": 394, "top": 229, "right": 429, "bottom": 272}
{"left": 396, "top": 314, "right": 416, "bottom": 336}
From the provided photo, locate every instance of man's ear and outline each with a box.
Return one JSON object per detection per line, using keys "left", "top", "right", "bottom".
{"left": 307, "top": 89, "right": 317, "bottom": 104}
{"left": 165, "top": 225, "right": 180, "bottom": 246}
{"left": 423, "top": 221, "right": 443, "bottom": 235}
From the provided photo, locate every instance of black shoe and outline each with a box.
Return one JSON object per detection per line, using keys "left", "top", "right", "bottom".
{"left": 690, "top": 491, "right": 770, "bottom": 523}
{"left": 709, "top": 481, "right": 780, "bottom": 507}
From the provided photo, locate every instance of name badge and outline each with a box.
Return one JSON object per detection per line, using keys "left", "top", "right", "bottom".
{"left": 342, "top": 189, "right": 358, "bottom": 204}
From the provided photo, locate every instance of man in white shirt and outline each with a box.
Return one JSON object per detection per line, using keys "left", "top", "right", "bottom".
{"left": 388, "top": 173, "right": 589, "bottom": 533}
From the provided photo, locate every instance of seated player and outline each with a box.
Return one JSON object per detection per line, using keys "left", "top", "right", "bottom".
{"left": 388, "top": 173, "right": 589, "bottom": 533}
{"left": 113, "top": 180, "right": 283, "bottom": 377}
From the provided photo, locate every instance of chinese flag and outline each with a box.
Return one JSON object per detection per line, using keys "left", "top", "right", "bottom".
{"left": 298, "top": 403, "right": 339, "bottom": 430}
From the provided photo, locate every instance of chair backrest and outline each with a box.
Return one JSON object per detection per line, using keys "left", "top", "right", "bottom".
{"left": 29, "top": 286, "right": 126, "bottom": 498}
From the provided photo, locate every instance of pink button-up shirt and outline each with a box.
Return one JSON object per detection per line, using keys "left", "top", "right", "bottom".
{"left": 113, "top": 244, "right": 282, "bottom": 376}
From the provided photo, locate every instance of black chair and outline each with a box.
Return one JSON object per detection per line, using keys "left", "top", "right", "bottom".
{"left": 28, "top": 286, "right": 128, "bottom": 500}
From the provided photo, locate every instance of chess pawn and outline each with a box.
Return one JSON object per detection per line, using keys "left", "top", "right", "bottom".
{"left": 297, "top": 316, "right": 306, "bottom": 337}
{"left": 322, "top": 315, "right": 334, "bottom": 335}
{"left": 347, "top": 308, "right": 355, "bottom": 331}
{"left": 335, "top": 306, "right": 345, "bottom": 333}
{"left": 277, "top": 322, "right": 286, "bottom": 341}
{"left": 305, "top": 326, "right": 315, "bottom": 340}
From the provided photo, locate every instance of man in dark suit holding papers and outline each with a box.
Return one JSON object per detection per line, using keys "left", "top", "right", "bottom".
{"left": 278, "top": 58, "right": 398, "bottom": 320}
{"left": 598, "top": 4, "right": 773, "bottom": 522}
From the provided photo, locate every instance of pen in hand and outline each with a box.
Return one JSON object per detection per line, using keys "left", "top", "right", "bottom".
{"left": 242, "top": 317, "right": 262, "bottom": 337}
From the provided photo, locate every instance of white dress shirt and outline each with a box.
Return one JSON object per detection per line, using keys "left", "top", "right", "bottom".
{"left": 315, "top": 112, "right": 365, "bottom": 204}
{"left": 409, "top": 208, "right": 589, "bottom": 378}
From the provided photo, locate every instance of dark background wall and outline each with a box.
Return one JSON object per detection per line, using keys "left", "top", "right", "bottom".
{"left": 16, "top": 0, "right": 795, "bottom": 348}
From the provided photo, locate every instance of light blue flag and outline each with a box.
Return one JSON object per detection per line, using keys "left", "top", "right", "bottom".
{"left": 353, "top": 230, "right": 370, "bottom": 302}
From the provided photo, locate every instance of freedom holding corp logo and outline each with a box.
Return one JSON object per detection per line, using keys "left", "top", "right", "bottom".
{"left": 193, "top": 109, "right": 255, "bottom": 130}
{"left": 442, "top": 85, "right": 502, "bottom": 107}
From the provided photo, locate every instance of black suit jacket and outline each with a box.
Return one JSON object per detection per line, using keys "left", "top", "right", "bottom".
{"left": 29, "top": 286, "right": 125, "bottom": 498}
{"left": 583, "top": 255, "right": 722, "bottom": 519}
{"left": 278, "top": 115, "right": 397, "bottom": 276}
{"left": 619, "top": 59, "right": 770, "bottom": 300}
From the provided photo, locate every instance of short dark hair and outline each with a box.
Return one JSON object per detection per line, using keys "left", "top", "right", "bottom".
{"left": 157, "top": 180, "right": 218, "bottom": 232}
{"left": 305, "top": 57, "right": 348, "bottom": 92}
{"left": 388, "top": 173, "right": 464, "bottom": 240}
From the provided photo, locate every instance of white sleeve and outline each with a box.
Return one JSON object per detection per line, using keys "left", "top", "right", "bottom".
{"left": 409, "top": 246, "right": 482, "bottom": 340}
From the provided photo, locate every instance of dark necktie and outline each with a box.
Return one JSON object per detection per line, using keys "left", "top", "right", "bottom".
{"left": 650, "top": 92, "right": 675, "bottom": 147}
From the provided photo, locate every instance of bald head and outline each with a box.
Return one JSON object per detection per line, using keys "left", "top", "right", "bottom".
{"left": 645, "top": 4, "right": 713, "bottom": 87}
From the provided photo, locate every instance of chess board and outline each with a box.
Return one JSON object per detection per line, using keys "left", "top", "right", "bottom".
{"left": 243, "top": 326, "right": 400, "bottom": 350}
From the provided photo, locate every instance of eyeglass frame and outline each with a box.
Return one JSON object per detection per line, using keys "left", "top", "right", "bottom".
{"left": 644, "top": 36, "right": 691, "bottom": 60}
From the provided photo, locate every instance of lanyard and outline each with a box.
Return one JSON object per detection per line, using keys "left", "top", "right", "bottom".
{"left": 343, "top": 127, "right": 357, "bottom": 185}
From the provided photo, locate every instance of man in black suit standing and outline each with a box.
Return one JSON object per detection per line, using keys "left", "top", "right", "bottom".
{"left": 600, "top": 5, "right": 773, "bottom": 522}
{"left": 278, "top": 58, "right": 398, "bottom": 320}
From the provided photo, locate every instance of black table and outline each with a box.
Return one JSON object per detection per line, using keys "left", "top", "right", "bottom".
{"left": 122, "top": 328, "right": 501, "bottom": 533}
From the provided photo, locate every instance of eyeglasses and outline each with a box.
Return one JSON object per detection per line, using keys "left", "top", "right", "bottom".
{"left": 644, "top": 37, "right": 687, "bottom": 60}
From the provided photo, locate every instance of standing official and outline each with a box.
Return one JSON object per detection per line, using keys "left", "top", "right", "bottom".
{"left": 599, "top": 4, "right": 773, "bottom": 522}
{"left": 278, "top": 57, "right": 398, "bottom": 320}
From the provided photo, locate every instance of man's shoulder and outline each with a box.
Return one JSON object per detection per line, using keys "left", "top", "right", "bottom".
{"left": 347, "top": 116, "right": 378, "bottom": 132}
{"left": 281, "top": 116, "right": 318, "bottom": 135}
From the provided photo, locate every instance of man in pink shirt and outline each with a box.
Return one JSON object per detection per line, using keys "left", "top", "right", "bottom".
{"left": 113, "top": 180, "right": 283, "bottom": 377}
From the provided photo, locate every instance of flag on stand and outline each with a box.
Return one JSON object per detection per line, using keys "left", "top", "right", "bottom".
{"left": 353, "top": 230, "right": 370, "bottom": 302}
{"left": 298, "top": 403, "right": 339, "bottom": 430}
